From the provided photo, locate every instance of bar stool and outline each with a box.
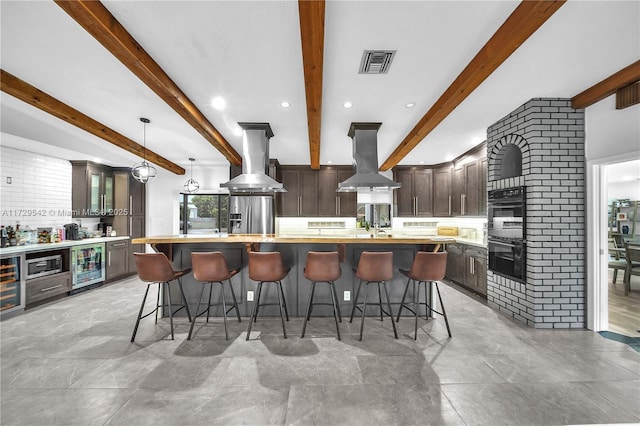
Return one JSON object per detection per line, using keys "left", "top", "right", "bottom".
{"left": 131, "top": 252, "right": 192, "bottom": 342}
{"left": 396, "top": 251, "right": 451, "bottom": 339}
{"left": 246, "top": 251, "right": 291, "bottom": 340}
{"left": 349, "top": 251, "right": 397, "bottom": 341}
{"left": 301, "top": 251, "right": 342, "bottom": 340}
{"left": 188, "top": 252, "right": 242, "bottom": 340}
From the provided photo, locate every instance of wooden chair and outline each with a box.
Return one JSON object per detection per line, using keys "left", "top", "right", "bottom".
{"left": 622, "top": 241, "right": 640, "bottom": 295}
{"left": 608, "top": 238, "right": 626, "bottom": 285}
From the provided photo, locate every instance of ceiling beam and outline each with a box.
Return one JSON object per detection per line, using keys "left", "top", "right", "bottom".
{"left": 298, "top": 0, "right": 325, "bottom": 170}
{"left": 54, "top": 0, "right": 242, "bottom": 166}
{"left": 0, "top": 69, "right": 185, "bottom": 175}
{"left": 571, "top": 60, "right": 640, "bottom": 109}
{"left": 380, "top": 0, "right": 566, "bottom": 171}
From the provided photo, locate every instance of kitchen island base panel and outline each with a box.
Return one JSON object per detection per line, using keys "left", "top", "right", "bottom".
{"left": 155, "top": 242, "right": 446, "bottom": 320}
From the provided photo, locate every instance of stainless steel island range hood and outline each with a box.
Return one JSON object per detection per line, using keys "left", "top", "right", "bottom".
{"left": 337, "top": 122, "right": 401, "bottom": 192}
{"left": 220, "top": 122, "right": 286, "bottom": 193}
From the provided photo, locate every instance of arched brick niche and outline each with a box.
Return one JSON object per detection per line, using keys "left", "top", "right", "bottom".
{"left": 488, "top": 134, "right": 530, "bottom": 183}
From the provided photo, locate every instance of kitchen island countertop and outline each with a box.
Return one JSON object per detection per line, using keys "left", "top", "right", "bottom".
{"left": 132, "top": 234, "right": 457, "bottom": 245}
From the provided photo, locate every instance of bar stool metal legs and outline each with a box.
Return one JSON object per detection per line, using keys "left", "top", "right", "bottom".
{"left": 397, "top": 251, "right": 451, "bottom": 339}
{"left": 301, "top": 251, "right": 342, "bottom": 340}
{"left": 131, "top": 252, "right": 193, "bottom": 342}
{"left": 188, "top": 252, "right": 242, "bottom": 340}
{"left": 348, "top": 251, "right": 397, "bottom": 341}
{"left": 246, "top": 251, "right": 291, "bottom": 340}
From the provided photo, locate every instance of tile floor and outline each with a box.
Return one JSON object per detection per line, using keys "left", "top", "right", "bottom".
{"left": 1, "top": 276, "right": 639, "bottom": 425}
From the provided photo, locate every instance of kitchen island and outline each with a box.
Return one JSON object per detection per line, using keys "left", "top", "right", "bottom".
{"left": 132, "top": 234, "right": 455, "bottom": 318}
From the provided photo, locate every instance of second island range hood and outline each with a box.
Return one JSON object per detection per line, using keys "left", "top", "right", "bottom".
{"left": 337, "top": 122, "right": 401, "bottom": 192}
{"left": 220, "top": 122, "right": 286, "bottom": 193}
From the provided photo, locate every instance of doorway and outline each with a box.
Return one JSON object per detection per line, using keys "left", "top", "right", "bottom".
{"left": 588, "top": 157, "right": 640, "bottom": 336}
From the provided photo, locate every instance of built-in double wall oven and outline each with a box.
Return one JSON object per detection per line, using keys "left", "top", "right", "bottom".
{"left": 488, "top": 186, "right": 526, "bottom": 283}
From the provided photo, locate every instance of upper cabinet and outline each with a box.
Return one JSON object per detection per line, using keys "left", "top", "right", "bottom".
{"left": 278, "top": 166, "right": 356, "bottom": 217}
{"left": 394, "top": 167, "right": 433, "bottom": 216}
{"left": 279, "top": 167, "right": 318, "bottom": 217}
{"left": 393, "top": 142, "right": 486, "bottom": 217}
{"left": 71, "top": 161, "right": 114, "bottom": 217}
{"left": 433, "top": 166, "right": 452, "bottom": 216}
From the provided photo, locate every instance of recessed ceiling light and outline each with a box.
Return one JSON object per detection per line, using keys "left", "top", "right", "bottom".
{"left": 343, "top": 101, "right": 353, "bottom": 109}
{"left": 281, "top": 101, "right": 290, "bottom": 108}
{"left": 211, "top": 96, "right": 226, "bottom": 110}
{"left": 327, "top": 160, "right": 333, "bottom": 164}
{"left": 445, "top": 154, "right": 454, "bottom": 161}
{"left": 418, "top": 160, "right": 424, "bottom": 164}
{"left": 93, "top": 158, "right": 102, "bottom": 163}
{"left": 231, "top": 125, "right": 243, "bottom": 137}
{"left": 405, "top": 102, "right": 415, "bottom": 108}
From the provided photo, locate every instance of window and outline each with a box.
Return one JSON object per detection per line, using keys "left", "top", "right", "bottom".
{"left": 179, "top": 193, "right": 229, "bottom": 234}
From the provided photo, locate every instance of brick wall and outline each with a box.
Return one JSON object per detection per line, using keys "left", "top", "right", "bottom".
{"left": 0, "top": 146, "right": 73, "bottom": 229}
{"left": 486, "top": 98, "right": 586, "bottom": 328}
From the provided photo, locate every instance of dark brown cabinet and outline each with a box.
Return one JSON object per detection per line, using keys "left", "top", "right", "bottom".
{"left": 394, "top": 167, "right": 433, "bottom": 216}
{"left": 71, "top": 161, "right": 114, "bottom": 217}
{"left": 433, "top": 166, "right": 452, "bottom": 216}
{"left": 465, "top": 247, "right": 487, "bottom": 295}
{"left": 479, "top": 157, "right": 487, "bottom": 216}
{"left": 280, "top": 168, "right": 317, "bottom": 216}
{"left": 112, "top": 170, "right": 145, "bottom": 274}
{"left": 106, "top": 239, "right": 129, "bottom": 281}
{"left": 446, "top": 244, "right": 487, "bottom": 296}
{"left": 317, "top": 167, "right": 357, "bottom": 217}
{"left": 453, "top": 160, "right": 483, "bottom": 217}
{"left": 279, "top": 166, "right": 357, "bottom": 217}
{"left": 445, "top": 244, "right": 464, "bottom": 284}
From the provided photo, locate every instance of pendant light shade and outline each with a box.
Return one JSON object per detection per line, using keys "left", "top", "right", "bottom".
{"left": 183, "top": 158, "right": 200, "bottom": 193}
{"left": 131, "top": 117, "right": 157, "bottom": 184}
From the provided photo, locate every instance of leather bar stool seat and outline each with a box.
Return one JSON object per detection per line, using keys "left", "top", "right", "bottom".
{"left": 188, "top": 252, "right": 242, "bottom": 340}
{"left": 397, "top": 251, "right": 451, "bottom": 339}
{"left": 246, "top": 251, "right": 291, "bottom": 340}
{"left": 301, "top": 251, "right": 342, "bottom": 340}
{"left": 131, "top": 252, "right": 192, "bottom": 342}
{"left": 349, "top": 251, "right": 398, "bottom": 341}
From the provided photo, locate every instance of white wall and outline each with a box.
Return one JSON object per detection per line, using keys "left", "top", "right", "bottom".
{"left": 0, "top": 145, "right": 72, "bottom": 229}
{"left": 585, "top": 95, "right": 640, "bottom": 161}
{"left": 608, "top": 180, "right": 640, "bottom": 200}
{"left": 145, "top": 163, "right": 230, "bottom": 236}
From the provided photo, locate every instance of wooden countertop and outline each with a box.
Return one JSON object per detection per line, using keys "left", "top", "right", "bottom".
{"left": 132, "top": 234, "right": 456, "bottom": 245}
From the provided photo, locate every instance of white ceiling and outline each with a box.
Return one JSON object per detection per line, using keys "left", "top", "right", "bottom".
{"left": 1, "top": 1, "right": 638, "bottom": 172}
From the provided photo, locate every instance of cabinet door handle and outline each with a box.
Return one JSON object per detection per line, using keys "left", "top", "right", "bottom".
{"left": 470, "top": 257, "right": 475, "bottom": 274}
{"left": 298, "top": 196, "right": 302, "bottom": 216}
{"left": 111, "top": 242, "right": 126, "bottom": 247}
{"left": 40, "top": 284, "right": 63, "bottom": 292}
{"left": 461, "top": 194, "right": 465, "bottom": 215}
{"left": 336, "top": 197, "right": 340, "bottom": 216}
{"left": 130, "top": 217, "right": 132, "bottom": 234}
{"left": 129, "top": 195, "right": 133, "bottom": 213}
{"left": 108, "top": 252, "right": 111, "bottom": 266}
{"left": 448, "top": 196, "right": 452, "bottom": 215}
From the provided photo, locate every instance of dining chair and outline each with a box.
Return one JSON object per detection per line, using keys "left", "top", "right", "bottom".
{"left": 608, "top": 238, "right": 626, "bottom": 285}
{"left": 622, "top": 241, "right": 640, "bottom": 296}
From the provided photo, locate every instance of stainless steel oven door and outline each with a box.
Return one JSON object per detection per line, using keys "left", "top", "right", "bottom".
{"left": 488, "top": 202, "right": 525, "bottom": 240}
{"left": 488, "top": 239, "right": 526, "bottom": 283}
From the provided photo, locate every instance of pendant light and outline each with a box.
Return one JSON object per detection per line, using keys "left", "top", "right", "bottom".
{"left": 183, "top": 158, "right": 200, "bottom": 193}
{"left": 131, "top": 117, "right": 157, "bottom": 184}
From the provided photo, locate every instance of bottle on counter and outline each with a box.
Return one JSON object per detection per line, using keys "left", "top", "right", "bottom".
{"left": 1, "top": 226, "right": 7, "bottom": 248}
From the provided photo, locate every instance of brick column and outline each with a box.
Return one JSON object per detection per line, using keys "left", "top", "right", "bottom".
{"left": 486, "top": 98, "right": 585, "bottom": 328}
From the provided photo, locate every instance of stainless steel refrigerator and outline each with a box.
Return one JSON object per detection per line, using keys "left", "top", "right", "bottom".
{"left": 229, "top": 195, "right": 274, "bottom": 234}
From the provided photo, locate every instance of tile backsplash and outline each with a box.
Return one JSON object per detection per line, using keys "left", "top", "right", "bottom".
{"left": 0, "top": 146, "right": 73, "bottom": 229}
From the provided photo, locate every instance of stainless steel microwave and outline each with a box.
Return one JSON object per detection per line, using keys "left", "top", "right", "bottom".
{"left": 26, "top": 254, "right": 62, "bottom": 279}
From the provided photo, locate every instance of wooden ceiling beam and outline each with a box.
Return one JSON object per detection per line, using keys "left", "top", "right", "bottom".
{"left": 298, "top": 0, "right": 325, "bottom": 170}
{"left": 54, "top": 0, "right": 242, "bottom": 166}
{"left": 0, "top": 69, "right": 185, "bottom": 175}
{"left": 380, "top": 0, "right": 566, "bottom": 171}
{"left": 571, "top": 60, "right": 640, "bottom": 109}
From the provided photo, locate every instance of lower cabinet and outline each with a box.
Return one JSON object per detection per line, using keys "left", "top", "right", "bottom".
{"left": 464, "top": 247, "right": 487, "bottom": 295}
{"left": 26, "top": 271, "right": 72, "bottom": 305}
{"left": 106, "top": 240, "right": 130, "bottom": 281}
{"left": 446, "top": 244, "right": 487, "bottom": 296}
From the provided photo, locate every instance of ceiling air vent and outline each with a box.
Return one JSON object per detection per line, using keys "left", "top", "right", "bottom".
{"left": 359, "top": 50, "right": 396, "bottom": 74}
